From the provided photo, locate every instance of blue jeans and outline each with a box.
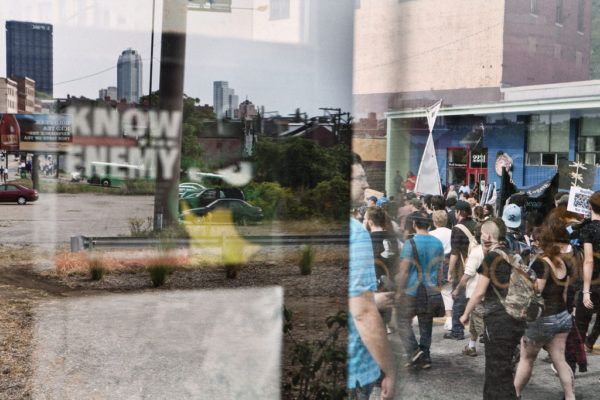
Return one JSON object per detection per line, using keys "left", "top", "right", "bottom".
{"left": 396, "top": 295, "right": 434, "bottom": 358}
{"left": 350, "top": 381, "right": 375, "bottom": 400}
{"left": 451, "top": 281, "right": 466, "bottom": 338}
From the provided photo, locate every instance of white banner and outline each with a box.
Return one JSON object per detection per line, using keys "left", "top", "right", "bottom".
{"left": 567, "top": 186, "right": 593, "bottom": 217}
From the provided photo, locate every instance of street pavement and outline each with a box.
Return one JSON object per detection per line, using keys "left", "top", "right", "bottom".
{"left": 31, "top": 288, "right": 282, "bottom": 399}
{"left": 371, "top": 317, "right": 600, "bottom": 399}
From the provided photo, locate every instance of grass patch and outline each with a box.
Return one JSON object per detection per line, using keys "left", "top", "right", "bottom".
{"left": 148, "top": 265, "right": 175, "bottom": 287}
{"left": 299, "top": 245, "right": 315, "bottom": 275}
{"left": 89, "top": 259, "right": 106, "bottom": 281}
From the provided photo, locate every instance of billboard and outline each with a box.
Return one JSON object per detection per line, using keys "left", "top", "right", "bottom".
{"left": 0, "top": 114, "right": 72, "bottom": 152}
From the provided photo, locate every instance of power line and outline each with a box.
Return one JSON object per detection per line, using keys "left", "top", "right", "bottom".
{"left": 53, "top": 57, "right": 159, "bottom": 87}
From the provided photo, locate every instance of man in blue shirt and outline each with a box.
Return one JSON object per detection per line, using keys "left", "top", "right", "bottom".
{"left": 348, "top": 154, "right": 395, "bottom": 399}
{"left": 395, "top": 210, "right": 444, "bottom": 369}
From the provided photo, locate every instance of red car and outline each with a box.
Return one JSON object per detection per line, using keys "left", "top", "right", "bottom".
{"left": 0, "top": 184, "right": 38, "bottom": 205}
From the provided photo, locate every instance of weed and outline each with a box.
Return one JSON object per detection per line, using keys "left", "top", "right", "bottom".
{"left": 282, "top": 307, "right": 348, "bottom": 399}
{"left": 299, "top": 245, "right": 315, "bottom": 275}
{"left": 225, "top": 263, "right": 241, "bottom": 279}
{"left": 148, "top": 265, "right": 174, "bottom": 287}
{"left": 128, "top": 217, "right": 154, "bottom": 237}
{"left": 89, "top": 258, "right": 106, "bottom": 280}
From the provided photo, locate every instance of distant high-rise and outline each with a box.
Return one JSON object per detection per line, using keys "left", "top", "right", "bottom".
{"left": 213, "top": 81, "right": 229, "bottom": 118}
{"left": 6, "top": 21, "right": 53, "bottom": 97}
{"left": 117, "top": 49, "right": 143, "bottom": 103}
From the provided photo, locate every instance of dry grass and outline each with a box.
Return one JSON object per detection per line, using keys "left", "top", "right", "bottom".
{"left": 54, "top": 251, "right": 192, "bottom": 275}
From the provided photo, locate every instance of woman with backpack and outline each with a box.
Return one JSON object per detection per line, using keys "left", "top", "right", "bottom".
{"left": 513, "top": 214, "right": 575, "bottom": 400}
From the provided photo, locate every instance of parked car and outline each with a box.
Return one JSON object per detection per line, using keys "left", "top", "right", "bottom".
{"left": 180, "top": 199, "right": 263, "bottom": 225}
{"left": 178, "top": 182, "right": 206, "bottom": 198}
{"left": 0, "top": 184, "right": 38, "bottom": 205}
{"left": 179, "top": 188, "right": 245, "bottom": 210}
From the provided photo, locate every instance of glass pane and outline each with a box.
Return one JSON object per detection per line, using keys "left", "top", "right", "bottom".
{"left": 528, "top": 113, "right": 550, "bottom": 152}
{"left": 550, "top": 112, "right": 570, "bottom": 152}
{"left": 448, "top": 148, "right": 467, "bottom": 167}
{"left": 527, "top": 153, "right": 541, "bottom": 165}
{"left": 448, "top": 168, "right": 466, "bottom": 186}
{"left": 541, "top": 153, "right": 556, "bottom": 165}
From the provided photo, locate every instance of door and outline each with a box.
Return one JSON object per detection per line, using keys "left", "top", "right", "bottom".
{"left": 467, "top": 149, "right": 488, "bottom": 190}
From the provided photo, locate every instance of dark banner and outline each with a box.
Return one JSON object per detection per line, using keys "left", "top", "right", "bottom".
{"left": 557, "top": 159, "right": 596, "bottom": 190}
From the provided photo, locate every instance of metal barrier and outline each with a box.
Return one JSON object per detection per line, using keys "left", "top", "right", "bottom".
{"left": 70, "top": 234, "right": 349, "bottom": 253}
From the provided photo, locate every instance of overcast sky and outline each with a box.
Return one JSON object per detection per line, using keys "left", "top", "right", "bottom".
{"left": 0, "top": 0, "right": 354, "bottom": 116}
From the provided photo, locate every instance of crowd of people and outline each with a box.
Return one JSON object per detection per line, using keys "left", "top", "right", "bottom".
{"left": 349, "top": 160, "right": 599, "bottom": 400}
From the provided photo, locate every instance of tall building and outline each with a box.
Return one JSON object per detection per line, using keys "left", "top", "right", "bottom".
{"left": 227, "top": 91, "right": 239, "bottom": 119}
{"left": 6, "top": 21, "right": 53, "bottom": 97}
{"left": 117, "top": 49, "right": 143, "bottom": 103}
{"left": 99, "top": 86, "right": 118, "bottom": 101}
{"left": 213, "top": 81, "right": 229, "bottom": 118}
{"left": 10, "top": 76, "right": 36, "bottom": 113}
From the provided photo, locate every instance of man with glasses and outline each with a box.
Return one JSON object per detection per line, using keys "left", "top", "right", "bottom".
{"left": 348, "top": 154, "right": 395, "bottom": 399}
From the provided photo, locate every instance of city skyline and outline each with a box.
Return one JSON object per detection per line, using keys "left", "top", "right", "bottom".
{"left": 0, "top": 0, "right": 354, "bottom": 116}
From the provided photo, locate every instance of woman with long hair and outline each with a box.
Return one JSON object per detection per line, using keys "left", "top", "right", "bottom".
{"left": 514, "top": 214, "right": 575, "bottom": 400}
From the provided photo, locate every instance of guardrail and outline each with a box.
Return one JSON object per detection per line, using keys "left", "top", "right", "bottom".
{"left": 70, "top": 234, "right": 349, "bottom": 253}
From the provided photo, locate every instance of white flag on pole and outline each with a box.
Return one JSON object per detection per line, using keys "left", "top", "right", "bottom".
{"left": 415, "top": 100, "right": 443, "bottom": 195}
{"left": 425, "top": 99, "right": 442, "bottom": 134}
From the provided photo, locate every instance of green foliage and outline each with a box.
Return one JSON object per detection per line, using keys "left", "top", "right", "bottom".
{"left": 148, "top": 265, "right": 174, "bottom": 287}
{"left": 299, "top": 246, "right": 316, "bottom": 275}
{"left": 282, "top": 307, "right": 348, "bottom": 399}
{"left": 310, "top": 176, "right": 350, "bottom": 221}
{"left": 89, "top": 259, "right": 105, "bottom": 281}
{"left": 120, "top": 179, "right": 155, "bottom": 195}
{"left": 251, "top": 137, "right": 352, "bottom": 190}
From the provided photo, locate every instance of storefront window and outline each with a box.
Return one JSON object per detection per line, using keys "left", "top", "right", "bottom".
{"left": 526, "top": 112, "right": 569, "bottom": 166}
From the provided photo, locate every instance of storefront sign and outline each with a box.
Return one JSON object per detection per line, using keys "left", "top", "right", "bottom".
{"left": 448, "top": 161, "right": 467, "bottom": 167}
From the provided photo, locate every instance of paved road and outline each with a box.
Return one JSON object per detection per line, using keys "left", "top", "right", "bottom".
{"left": 372, "top": 318, "right": 600, "bottom": 399}
{"left": 0, "top": 193, "right": 154, "bottom": 245}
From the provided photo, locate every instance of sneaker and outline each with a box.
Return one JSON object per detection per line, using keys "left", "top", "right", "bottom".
{"left": 550, "top": 363, "right": 558, "bottom": 375}
{"left": 585, "top": 341, "right": 594, "bottom": 353}
{"left": 444, "top": 318, "right": 452, "bottom": 331}
{"left": 443, "top": 333, "right": 465, "bottom": 340}
{"left": 419, "top": 357, "right": 432, "bottom": 370}
{"left": 386, "top": 325, "right": 395, "bottom": 335}
{"left": 403, "top": 348, "right": 424, "bottom": 368}
{"left": 462, "top": 345, "right": 477, "bottom": 357}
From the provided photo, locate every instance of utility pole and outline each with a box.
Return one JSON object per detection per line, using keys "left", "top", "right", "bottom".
{"left": 153, "top": 0, "right": 187, "bottom": 230}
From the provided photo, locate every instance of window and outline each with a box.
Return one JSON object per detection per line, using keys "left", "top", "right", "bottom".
{"left": 578, "top": 0, "right": 585, "bottom": 32}
{"left": 578, "top": 111, "right": 600, "bottom": 165}
{"left": 556, "top": 0, "right": 563, "bottom": 24}
{"left": 530, "top": 0, "right": 538, "bottom": 14}
{"left": 270, "top": 0, "right": 290, "bottom": 20}
{"left": 526, "top": 112, "right": 570, "bottom": 166}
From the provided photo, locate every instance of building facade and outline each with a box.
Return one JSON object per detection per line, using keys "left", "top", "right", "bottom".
{"left": 6, "top": 21, "right": 53, "bottom": 97}
{"left": 99, "top": 86, "right": 118, "bottom": 101}
{"left": 10, "top": 76, "right": 36, "bottom": 113}
{"left": 117, "top": 49, "right": 143, "bottom": 104}
{"left": 213, "top": 81, "right": 229, "bottom": 118}
{"left": 0, "top": 78, "right": 18, "bottom": 113}
{"left": 352, "top": 0, "right": 594, "bottom": 192}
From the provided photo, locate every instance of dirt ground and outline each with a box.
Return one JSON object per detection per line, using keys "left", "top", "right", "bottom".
{"left": 0, "top": 246, "right": 348, "bottom": 399}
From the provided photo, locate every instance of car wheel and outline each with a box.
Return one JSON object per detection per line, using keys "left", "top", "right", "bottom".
{"left": 17, "top": 197, "right": 26, "bottom": 205}
{"left": 101, "top": 178, "right": 110, "bottom": 187}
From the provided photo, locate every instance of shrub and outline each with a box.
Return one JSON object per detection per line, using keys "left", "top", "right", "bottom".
{"left": 225, "top": 263, "right": 241, "bottom": 279}
{"left": 89, "top": 259, "right": 105, "bottom": 281}
{"left": 299, "top": 245, "right": 315, "bottom": 275}
{"left": 128, "top": 217, "right": 154, "bottom": 237}
{"left": 310, "top": 176, "right": 349, "bottom": 221}
{"left": 148, "top": 265, "right": 174, "bottom": 287}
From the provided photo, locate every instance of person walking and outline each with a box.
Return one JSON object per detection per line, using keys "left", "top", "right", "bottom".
{"left": 430, "top": 210, "right": 453, "bottom": 330}
{"left": 395, "top": 210, "right": 444, "bottom": 369}
{"left": 348, "top": 154, "right": 396, "bottom": 399}
{"left": 513, "top": 215, "right": 575, "bottom": 400}
{"left": 461, "top": 218, "right": 526, "bottom": 400}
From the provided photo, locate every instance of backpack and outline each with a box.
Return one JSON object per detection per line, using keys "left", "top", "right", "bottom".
{"left": 454, "top": 223, "right": 478, "bottom": 268}
{"left": 490, "top": 249, "right": 544, "bottom": 322}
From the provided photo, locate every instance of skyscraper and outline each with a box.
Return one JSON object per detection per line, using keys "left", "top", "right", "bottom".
{"left": 6, "top": 21, "right": 53, "bottom": 97}
{"left": 117, "top": 48, "right": 143, "bottom": 103}
{"left": 213, "top": 81, "right": 229, "bottom": 118}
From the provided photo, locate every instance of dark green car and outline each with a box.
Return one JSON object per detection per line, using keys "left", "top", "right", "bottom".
{"left": 180, "top": 199, "right": 263, "bottom": 225}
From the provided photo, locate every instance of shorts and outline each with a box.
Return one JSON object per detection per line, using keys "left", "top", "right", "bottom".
{"left": 469, "top": 302, "right": 484, "bottom": 337}
{"left": 524, "top": 310, "right": 572, "bottom": 345}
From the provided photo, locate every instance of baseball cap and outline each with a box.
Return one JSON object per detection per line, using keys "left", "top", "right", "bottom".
{"left": 366, "top": 195, "right": 377, "bottom": 203}
{"left": 376, "top": 197, "right": 388, "bottom": 207}
{"left": 502, "top": 204, "right": 521, "bottom": 228}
